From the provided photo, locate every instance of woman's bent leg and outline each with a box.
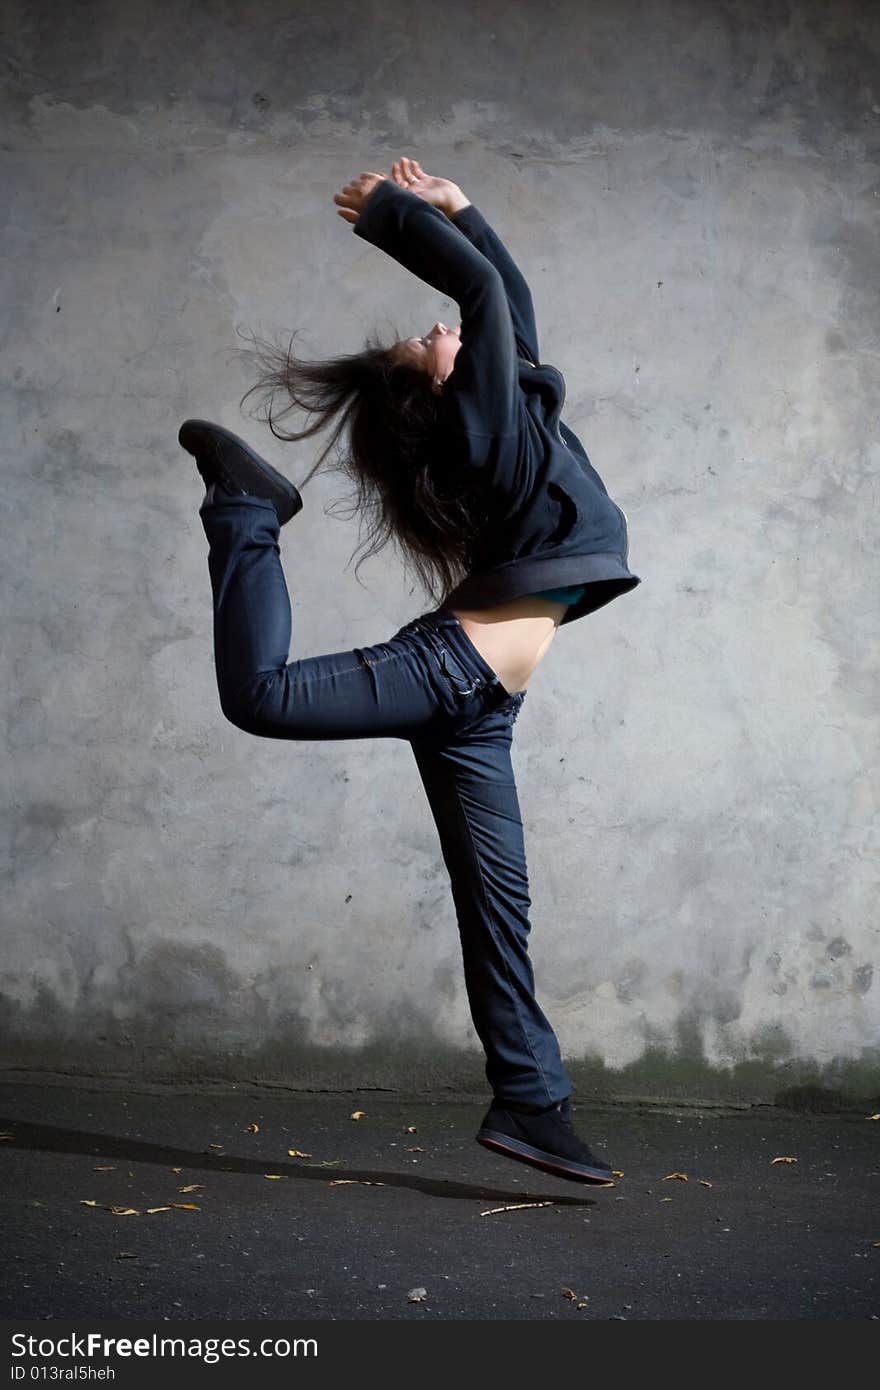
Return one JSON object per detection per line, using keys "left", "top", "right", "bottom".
{"left": 409, "top": 704, "right": 574, "bottom": 1109}
{"left": 200, "top": 489, "right": 454, "bottom": 741}
{"left": 199, "top": 488, "right": 515, "bottom": 742}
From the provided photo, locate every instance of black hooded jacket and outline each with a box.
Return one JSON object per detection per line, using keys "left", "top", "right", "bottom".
{"left": 353, "top": 178, "right": 641, "bottom": 625}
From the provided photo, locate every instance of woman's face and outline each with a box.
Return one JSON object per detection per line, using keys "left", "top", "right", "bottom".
{"left": 391, "top": 322, "right": 462, "bottom": 393}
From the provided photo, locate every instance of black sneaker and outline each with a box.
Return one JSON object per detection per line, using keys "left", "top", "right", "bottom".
{"left": 178, "top": 419, "right": 303, "bottom": 526}
{"left": 476, "top": 1096, "right": 615, "bottom": 1185}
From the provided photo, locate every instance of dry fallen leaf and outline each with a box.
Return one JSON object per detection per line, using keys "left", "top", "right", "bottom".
{"left": 660, "top": 1197, "right": 674, "bottom": 1202}
{"left": 207, "top": 1143, "right": 224, "bottom": 1150}
{"left": 263, "top": 1174, "right": 284, "bottom": 1181}
{"left": 328, "top": 1179, "right": 385, "bottom": 1186}
{"left": 407, "top": 1287, "right": 427, "bottom": 1302}
{"left": 351, "top": 1110, "right": 367, "bottom": 1121}
{"left": 405, "top": 1126, "right": 418, "bottom": 1134}
{"left": 663, "top": 1172, "right": 688, "bottom": 1182}
{"left": 169, "top": 1203, "right": 200, "bottom": 1211}
{"left": 406, "top": 1146, "right": 426, "bottom": 1153}
{"left": 699, "top": 1180, "right": 713, "bottom": 1188}
{"left": 770, "top": 1156, "right": 798, "bottom": 1165}
{"left": 146, "top": 1207, "right": 173, "bottom": 1214}
{"left": 480, "top": 1201, "right": 554, "bottom": 1216}
{"left": 170, "top": 1167, "right": 182, "bottom": 1174}
{"left": 866, "top": 1114, "right": 880, "bottom": 1121}
{"left": 246, "top": 1123, "right": 259, "bottom": 1133}
{"left": 177, "top": 1183, "right": 204, "bottom": 1193}
{"left": 562, "top": 1287, "right": 589, "bottom": 1307}
{"left": 79, "top": 1196, "right": 145, "bottom": 1217}
{"left": 612, "top": 1170, "right": 625, "bottom": 1178}
{"left": 287, "top": 1149, "right": 312, "bottom": 1158}
{"left": 115, "top": 1252, "right": 137, "bottom": 1259}
{"left": 93, "top": 1166, "right": 115, "bottom": 1172}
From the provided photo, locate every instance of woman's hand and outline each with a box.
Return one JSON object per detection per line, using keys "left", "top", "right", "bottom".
{"left": 334, "top": 171, "right": 387, "bottom": 225}
{"left": 390, "top": 156, "right": 471, "bottom": 218}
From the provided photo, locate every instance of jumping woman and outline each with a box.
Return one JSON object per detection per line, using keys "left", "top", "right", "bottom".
{"left": 178, "top": 155, "right": 640, "bottom": 1185}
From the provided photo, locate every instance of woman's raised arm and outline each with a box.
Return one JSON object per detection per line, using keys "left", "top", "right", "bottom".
{"left": 337, "top": 172, "right": 520, "bottom": 469}
{"left": 447, "top": 204, "right": 541, "bottom": 367}
{"left": 387, "top": 156, "right": 541, "bottom": 366}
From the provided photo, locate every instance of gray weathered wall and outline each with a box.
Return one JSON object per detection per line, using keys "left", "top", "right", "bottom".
{"left": 2, "top": 0, "right": 878, "bottom": 1104}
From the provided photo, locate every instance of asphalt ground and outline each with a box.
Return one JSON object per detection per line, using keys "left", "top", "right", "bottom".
{"left": 1, "top": 1078, "right": 877, "bottom": 1323}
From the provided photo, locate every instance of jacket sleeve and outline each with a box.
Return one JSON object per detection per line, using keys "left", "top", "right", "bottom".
{"left": 352, "top": 179, "right": 520, "bottom": 469}
{"left": 448, "top": 203, "right": 541, "bottom": 366}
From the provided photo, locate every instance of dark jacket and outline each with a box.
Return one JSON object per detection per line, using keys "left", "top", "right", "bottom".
{"left": 353, "top": 178, "right": 641, "bottom": 625}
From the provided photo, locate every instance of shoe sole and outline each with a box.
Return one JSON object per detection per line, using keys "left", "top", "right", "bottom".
{"left": 179, "top": 419, "right": 303, "bottom": 526}
{"left": 476, "top": 1129, "right": 616, "bottom": 1185}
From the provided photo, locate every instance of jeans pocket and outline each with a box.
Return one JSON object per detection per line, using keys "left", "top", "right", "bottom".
{"left": 437, "top": 644, "right": 484, "bottom": 697}
{"left": 409, "top": 621, "right": 484, "bottom": 698}
{"left": 409, "top": 619, "right": 521, "bottom": 735}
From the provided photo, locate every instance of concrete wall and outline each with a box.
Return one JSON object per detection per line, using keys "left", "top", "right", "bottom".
{"left": 2, "top": 0, "right": 878, "bottom": 1105}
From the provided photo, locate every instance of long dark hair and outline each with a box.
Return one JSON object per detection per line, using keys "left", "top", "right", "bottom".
{"left": 235, "top": 325, "right": 490, "bottom": 604}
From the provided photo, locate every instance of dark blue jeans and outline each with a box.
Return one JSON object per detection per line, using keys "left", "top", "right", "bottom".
{"left": 200, "top": 488, "right": 574, "bottom": 1108}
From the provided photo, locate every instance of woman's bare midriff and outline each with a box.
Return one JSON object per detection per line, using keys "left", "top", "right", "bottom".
{"left": 448, "top": 596, "right": 571, "bottom": 697}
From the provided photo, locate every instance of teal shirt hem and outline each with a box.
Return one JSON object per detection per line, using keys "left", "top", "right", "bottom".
{"left": 528, "top": 584, "right": 589, "bottom": 605}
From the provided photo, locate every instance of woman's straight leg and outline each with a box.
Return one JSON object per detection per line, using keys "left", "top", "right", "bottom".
{"left": 409, "top": 704, "right": 575, "bottom": 1109}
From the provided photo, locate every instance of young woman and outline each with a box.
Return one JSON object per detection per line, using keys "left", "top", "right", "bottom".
{"left": 179, "top": 156, "right": 640, "bottom": 1185}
